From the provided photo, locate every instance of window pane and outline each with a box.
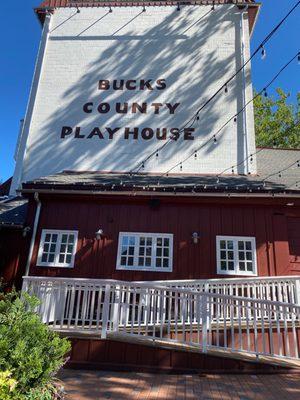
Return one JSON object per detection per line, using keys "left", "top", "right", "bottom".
{"left": 61, "top": 234, "right": 68, "bottom": 243}
{"left": 122, "top": 236, "right": 128, "bottom": 246}
{"left": 239, "top": 262, "right": 245, "bottom": 271}
{"left": 157, "top": 238, "right": 162, "bottom": 246}
{"left": 246, "top": 252, "right": 252, "bottom": 260}
{"left": 138, "top": 257, "right": 144, "bottom": 265}
{"left": 163, "top": 259, "right": 169, "bottom": 268}
{"left": 121, "top": 257, "right": 127, "bottom": 266}
{"left": 140, "top": 237, "right": 145, "bottom": 246}
{"left": 163, "top": 248, "right": 169, "bottom": 257}
{"left": 42, "top": 254, "right": 48, "bottom": 263}
{"left": 239, "top": 252, "right": 245, "bottom": 260}
{"left": 121, "top": 247, "right": 127, "bottom": 256}
{"left": 128, "top": 257, "right": 134, "bottom": 266}
{"left": 43, "top": 243, "right": 49, "bottom": 252}
{"left": 52, "top": 234, "right": 58, "bottom": 242}
{"left": 139, "top": 247, "right": 144, "bottom": 256}
{"left": 146, "top": 247, "right": 152, "bottom": 256}
{"left": 48, "top": 254, "right": 55, "bottom": 263}
{"left": 68, "top": 235, "right": 75, "bottom": 244}
{"left": 146, "top": 258, "right": 151, "bottom": 266}
{"left": 156, "top": 248, "right": 162, "bottom": 257}
{"left": 59, "top": 254, "right": 65, "bottom": 263}
{"left": 164, "top": 238, "right": 169, "bottom": 246}
{"left": 238, "top": 241, "right": 244, "bottom": 250}
{"left": 228, "top": 251, "right": 234, "bottom": 260}
{"left": 66, "top": 255, "right": 72, "bottom": 264}
{"left": 146, "top": 238, "right": 152, "bottom": 246}
{"left": 156, "top": 259, "right": 162, "bottom": 267}
{"left": 60, "top": 244, "right": 66, "bottom": 253}
{"left": 221, "top": 261, "right": 226, "bottom": 270}
{"left": 245, "top": 241, "right": 252, "bottom": 250}
{"left": 129, "top": 237, "right": 135, "bottom": 246}
{"left": 227, "top": 241, "right": 234, "bottom": 250}
{"left": 246, "top": 262, "right": 253, "bottom": 271}
{"left": 220, "top": 251, "right": 226, "bottom": 260}
{"left": 67, "top": 245, "right": 73, "bottom": 253}
{"left": 129, "top": 246, "right": 134, "bottom": 255}
{"left": 50, "top": 244, "right": 56, "bottom": 252}
{"left": 228, "top": 261, "right": 234, "bottom": 270}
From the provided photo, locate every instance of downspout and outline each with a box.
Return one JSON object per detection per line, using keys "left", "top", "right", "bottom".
{"left": 240, "top": 5, "right": 249, "bottom": 175}
{"left": 25, "top": 193, "right": 41, "bottom": 276}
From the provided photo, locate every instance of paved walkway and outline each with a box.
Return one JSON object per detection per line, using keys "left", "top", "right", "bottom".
{"left": 59, "top": 370, "right": 300, "bottom": 399}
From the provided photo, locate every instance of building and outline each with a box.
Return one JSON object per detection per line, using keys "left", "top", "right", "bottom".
{"left": 2, "top": 0, "right": 300, "bottom": 372}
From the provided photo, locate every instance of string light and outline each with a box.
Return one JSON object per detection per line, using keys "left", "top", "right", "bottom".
{"left": 109, "top": 6, "right": 112, "bottom": 12}
{"left": 250, "top": 154, "right": 253, "bottom": 163}
{"left": 261, "top": 45, "right": 266, "bottom": 60}
{"left": 211, "top": 2, "right": 215, "bottom": 11}
{"left": 224, "top": 83, "right": 228, "bottom": 94}
{"left": 234, "top": 117, "right": 237, "bottom": 123}
{"left": 194, "top": 151, "right": 198, "bottom": 159}
{"left": 263, "top": 88, "right": 268, "bottom": 97}
{"left": 156, "top": 151, "right": 159, "bottom": 158}
{"left": 231, "top": 167, "right": 234, "bottom": 174}
{"left": 141, "top": 161, "right": 145, "bottom": 169}
{"left": 213, "top": 135, "right": 217, "bottom": 144}
{"left": 130, "top": 1, "right": 300, "bottom": 174}
{"left": 76, "top": 7, "right": 80, "bottom": 13}
{"left": 157, "top": 54, "right": 297, "bottom": 181}
{"left": 180, "top": 163, "right": 183, "bottom": 171}
{"left": 143, "top": 5, "right": 146, "bottom": 12}
{"left": 297, "top": 52, "right": 300, "bottom": 64}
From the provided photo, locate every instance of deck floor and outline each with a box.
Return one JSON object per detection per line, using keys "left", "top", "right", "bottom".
{"left": 59, "top": 370, "right": 300, "bottom": 399}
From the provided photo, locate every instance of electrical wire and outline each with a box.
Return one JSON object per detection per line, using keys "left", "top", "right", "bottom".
{"left": 130, "top": 0, "right": 300, "bottom": 174}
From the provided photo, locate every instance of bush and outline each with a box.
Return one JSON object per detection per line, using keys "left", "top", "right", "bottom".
{"left": 0, "top": 290, "right": 71, "bottom": 399}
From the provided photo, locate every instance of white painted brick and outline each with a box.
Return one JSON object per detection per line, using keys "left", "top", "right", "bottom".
{"left": 13, "top": 4, "right": 257, "bottom": 188}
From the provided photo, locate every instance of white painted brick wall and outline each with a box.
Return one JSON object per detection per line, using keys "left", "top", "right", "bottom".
{"left": 12, "top": 4, "right": 257, "bottom": 191}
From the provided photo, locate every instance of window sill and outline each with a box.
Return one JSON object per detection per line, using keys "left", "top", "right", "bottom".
{"left": 116, "top": 265, "right": 172, "bottom": 273}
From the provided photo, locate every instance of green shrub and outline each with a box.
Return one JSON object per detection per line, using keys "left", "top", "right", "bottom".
{"left": 0, "top": 290, "right": 71, "bottom": 399}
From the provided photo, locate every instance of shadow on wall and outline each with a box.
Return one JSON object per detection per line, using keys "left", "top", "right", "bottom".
{"left": 24, "top": 5, "right": 243, "bottom": 180}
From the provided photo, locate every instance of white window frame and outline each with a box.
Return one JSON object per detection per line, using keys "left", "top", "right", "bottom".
{"left": 216, "top": 236, "right": 257, "bottom": 276}
{"left": 116, "top": 232, "right": 173, "bottom": 272}
{"left": 37, "top": 229, "right": 78, "bottom": 268}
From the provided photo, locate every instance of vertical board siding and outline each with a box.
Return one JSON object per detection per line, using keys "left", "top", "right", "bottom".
{"left": 27, "top": 196, "right": 300, "bottom": 279}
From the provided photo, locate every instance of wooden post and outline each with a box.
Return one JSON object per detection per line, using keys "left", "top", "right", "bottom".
{"left": 201, "top": 294, "right": 208, "bottom": 353}
{"left": 101, "top": 284, "right": 111, "bottom": 339}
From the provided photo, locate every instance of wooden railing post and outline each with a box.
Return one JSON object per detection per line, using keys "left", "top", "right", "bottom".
{"left": 295, "top": 280, "right": 300, "bottom": 306}
{"left": 201, "top": 293, "right": 208, "bottom": 353}
{"left": 101, "top": 284, "right": 111, "bottom": 339}
{"left": 112, "top": 285, "right": 120, "bottom": 332}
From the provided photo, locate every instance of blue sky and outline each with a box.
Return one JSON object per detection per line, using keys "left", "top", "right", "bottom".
{"left": 0, "top": 1, "right": 299, "bottom": 182}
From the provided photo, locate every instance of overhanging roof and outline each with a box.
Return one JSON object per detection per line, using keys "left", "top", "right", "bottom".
{"left": 35, "top": 1, "right": 260, "bottom": 34}
{"left": 21, "top": 148, "right": 300, "bottom": 198}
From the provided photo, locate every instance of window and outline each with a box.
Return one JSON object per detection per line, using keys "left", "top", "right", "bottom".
{"left": 116, "top": 232, "right": 173, "bottom": 272}
{"left": 37, "top": 230, "right": 78, "bottom": 268}
{"left": 216, "top": 236, "right": 257, "bottom": 276}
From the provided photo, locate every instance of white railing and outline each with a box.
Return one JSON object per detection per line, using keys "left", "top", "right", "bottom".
{"left": 22, "top": 276, "right": 300, "bottom": 364}
{"left": 142, "top": 276, "right": 300, "bottom": 305}
{"left": 108, "top": 283, "right": 300, "bottom": 362}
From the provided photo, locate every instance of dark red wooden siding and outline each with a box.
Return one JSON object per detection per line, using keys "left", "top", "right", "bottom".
{"left": 0, "top": 230, "right": 30, "bottom": 289}
{"left": 28, "top": 195, "right": 300, "bottom": 280}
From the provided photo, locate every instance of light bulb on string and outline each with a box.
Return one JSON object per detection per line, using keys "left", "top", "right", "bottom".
{"left": 231, "top": 167, "right": 234, "bottom": 174}
{"left": 142, "top": 161, "right": 145, "bottom": 169}
{"left": 298, "top": 52, "right": 300, "bottom": 64}
{"left": 180, "top": 163, "right": 183, "bottom": 171}
{"left": 77, "top": 7, "right": 80, "bottom": 13}
{"left": 261, "top": 45, "right": 266, "bottom": 60}
{"left": 196, "top": 114, "right": 200, "bottom": 121}
{"left": 224, "top": 83, "right": 228, "bottom": 94}
{"left": 177, "top": 3, "right": 180, "bottom": 11}
{"left": 213, "top": 135, "right": 217, "bottom": 145}
{"left": 297, "top": 160, "right": 300, "bottom": 167}
{"left": 234, "top": 117, "right": 237, "bottom": 123}
{"left": 109, "top": 6, "right": 112, "bottom": 12}
{"left": 194, "top": 151, "right": 197, "bottom": 159}
{"left": 278, "top": 172, "right": 282, "bottom": 178}
{"left": 263, "top": 88, "right": 268, "bottom": 97}
{"left": 250, "top": 154, "right": 253, "bottom": 163}
{"left": 156, "top": 151, "right": 159, "bottom": 158}
{"left": 143, "top": 5, "right": 146, "bottom": 12}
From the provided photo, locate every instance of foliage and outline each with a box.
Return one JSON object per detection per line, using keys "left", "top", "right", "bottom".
{"left": 254, "top": 88, "right": 300, "bottom": 149}
{"left": 0, "top": 290, "right": 71, "bottom": 399}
